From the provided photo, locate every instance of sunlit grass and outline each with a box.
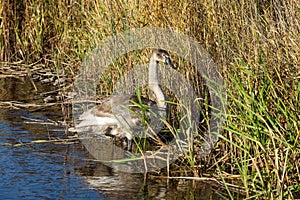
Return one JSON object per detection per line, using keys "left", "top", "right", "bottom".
{"left": 219, "top": 59, "right": 300, "bottom": 198}
{"left": 1, "top": 0, "right": 299, "bottom": 198}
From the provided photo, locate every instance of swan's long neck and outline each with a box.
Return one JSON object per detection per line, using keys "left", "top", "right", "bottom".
{"left": 148, "top": 57, "right": 166, "bottom": 111}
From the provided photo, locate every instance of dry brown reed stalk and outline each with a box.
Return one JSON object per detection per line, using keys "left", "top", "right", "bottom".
{"left": 1, "top": 1, "right": 299, "bottom": 69}
{"left": 1, "top": 0, "right": 299, "bottom": 198}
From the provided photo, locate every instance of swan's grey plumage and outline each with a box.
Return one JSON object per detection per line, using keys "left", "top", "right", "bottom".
{"left": 71, "top": 49, "right": 175, "bottom": 150}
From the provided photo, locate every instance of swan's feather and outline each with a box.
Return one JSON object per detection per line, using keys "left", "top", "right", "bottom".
{"left": 69, "top": 49, "right": 174, "bottom": 150}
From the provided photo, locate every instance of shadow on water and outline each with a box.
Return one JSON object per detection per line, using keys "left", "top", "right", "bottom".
{"left": 0, "top": 77, "right": 227, "bottom": 199}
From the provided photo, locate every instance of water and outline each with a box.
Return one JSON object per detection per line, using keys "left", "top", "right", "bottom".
{"left": 0, "top": 107, "right": 102, "bottom": 199}
{"left": 0, "top": 77, "right": 224, "bottom": 199}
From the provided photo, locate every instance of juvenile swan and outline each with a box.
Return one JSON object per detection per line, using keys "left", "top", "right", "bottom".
{"left": 71, "top": 49, "right": 175, "bottom": 150}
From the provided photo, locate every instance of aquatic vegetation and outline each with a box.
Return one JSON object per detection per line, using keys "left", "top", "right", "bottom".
{"left": 1, "top": 0, "right": 299, "bottom": 198}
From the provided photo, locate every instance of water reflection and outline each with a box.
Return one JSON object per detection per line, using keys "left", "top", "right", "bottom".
{"left": 0, "top": 77, "right": 225, "bottom": 199}
{"left": 80, "top": 132, "right": 182, "bottom": 174}
{"left": 0, "top": 108, "right": 102, "bottom": 199}
{"left": 77, "top": 162, "right": 144, "bottom": 198}
{"left": 77, "top": 160, "right": 224, "bottom": 199}
{"left": 0, "top": 77, "right": 38, "bottom": 101}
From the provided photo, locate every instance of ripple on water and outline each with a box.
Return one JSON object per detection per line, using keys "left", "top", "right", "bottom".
{"left": 0, "top": 77, "right": 224, "bottom": 199}
{"left": 0, "top": 109, "right": 103, "bottom": 199}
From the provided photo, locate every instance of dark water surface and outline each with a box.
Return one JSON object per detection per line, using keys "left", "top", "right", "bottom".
{"left": 0, "top": 77, "right": 223, "bottom": 199}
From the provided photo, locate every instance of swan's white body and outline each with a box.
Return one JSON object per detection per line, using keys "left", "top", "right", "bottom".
{"left": 71, "top": 49, "right": 175, "bottom": 150}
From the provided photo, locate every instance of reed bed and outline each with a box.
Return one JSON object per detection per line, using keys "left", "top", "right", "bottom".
{"left": 1, "top": 0, "right": 299, "bottom": 198}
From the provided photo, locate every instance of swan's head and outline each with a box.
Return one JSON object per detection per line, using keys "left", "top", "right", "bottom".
{"left": 152, "top": 49, "right": 176, "bottom": 69}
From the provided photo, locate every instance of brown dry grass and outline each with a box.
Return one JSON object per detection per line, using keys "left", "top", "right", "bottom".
{"left": 1, "top": 0, "right": 299, "bottom": 198}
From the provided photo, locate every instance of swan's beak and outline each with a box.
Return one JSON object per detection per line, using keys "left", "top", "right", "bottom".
{"left": 165, "top": 57, "right": 176, "bottom": 69}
